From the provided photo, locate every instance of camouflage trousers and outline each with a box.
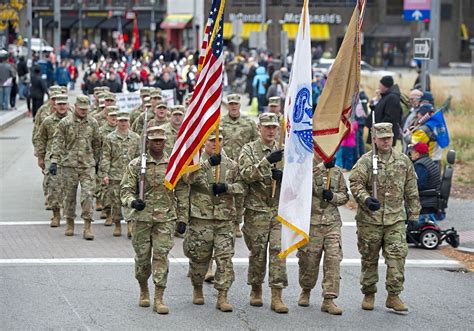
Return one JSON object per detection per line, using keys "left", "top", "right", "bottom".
{"left": 183, "top": 218, "right": 235, "bottom": 290}
{"left": 132, "top": 220, "right": 175, "bottom": 287}
{"left": 62, "top": 167, "right": 95, "bottom": 221}
{"left": 103, "top": 180, "right": 122, "bottom": 221}
{"left": 297, "top": 223, "right": 342, "bottom": 298}
{"left": 357, "top": 220, "right": 408, "bottom": 295}
{"left": 242, "top": 209, "right": 288, "bottom": 289}
{"left": 234, "top": 194, "right": 244, "bottom": 225}
{"left": 44, "top": 160, "right": 63, "bottom": 210}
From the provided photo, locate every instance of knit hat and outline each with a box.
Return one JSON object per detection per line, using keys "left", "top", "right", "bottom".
{"left": 380, "top": 75, "right": 394, "bottom": 88}
{"left": 413, "top": 142, "right": 429, "bottom": 155}
{"left": 417, "top": 103, "right": 434, "bottom": 115}
{"left": 420, "top": 91, "right": 434, "bottom": 104}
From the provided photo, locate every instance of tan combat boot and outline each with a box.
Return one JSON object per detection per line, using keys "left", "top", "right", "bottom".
{"left": 270, "top": 288, "right": 289, "bottom": 313}
{"left": 127, "top": 222, "right": 132, "bottom": 239}
{"left": 50, "top": 209, "right": 61, "bottom": 227}
{"left": 216, "top": 290, "right": 233, "bottom": 312}
{"left": 250, "top": 285, "right": 263, "bottom": 307}
{"left": 95, "top": 201, "right": 103, "bottom": 211}
{"left": 204, "top": 262, "right": 214, "bottom": 283}
{"left": 138, "top": 282, "right": 150, "bottom": 307}
{"left": 362, "top": 294, "right": 375, "bottom": 310}
{"left": 298, "top": 289, "right": 311, "bottom": 307}
{"left": 235, "top": 223, "right": 243, "bottom": 238}
{"left": 153, "top": 286, "right": 169, "bottom": 314}
{"left": 104, "top": 210, "right": 113, "bottom": 226}
{"left": 100, "top": 210, "right": 107, "bottom": 219}
{"left": 113, "top": 222, "right": 121, "bottom": 237}
{"left": 83, "top": 220, "right": 94, "bottom": 240}
{"left": 321, "top": 298, "right": 343, "bottom": 315}
{"left": 386, "top": 294, "right": 408, "bottom": 313}
{"left": 65, "top": 219, "right": 74, "bottom": 236}
{"left": 193, "top": 286, "right": 204, "bottom": 305}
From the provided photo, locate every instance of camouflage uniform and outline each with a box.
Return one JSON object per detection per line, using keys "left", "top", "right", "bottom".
{"left": 131, "top": 91, "right": 164, "bottom": 134}
{"left": 183, "top": 149, "right": 243, "bottom": 291}
{"left": 159, "top": 122, "right": 179, "bottom": 155}
{"left": 97, "top": 117, "right": 118, "bottom": 211}
{"left": 349, "top": 124, "right": 420, "bottom": 296}
{"left": 130, "top": 87, "right": 152, "bottom": 125}
{"left": 297, "top": 162, "right": 349, "bottom": 298}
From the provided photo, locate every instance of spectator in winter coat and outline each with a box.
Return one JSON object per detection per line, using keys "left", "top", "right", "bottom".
{"left": 104, "top": 72, "right": 122, "bottom": 93}
{"left": 55, "top": 60, "right": 71, "bottom": 87}
{"left": 252, "top": 66, "right": 269, "bottom": 113}
{"left": 29, "top": 66, "right": 49, "bottom": 118}
{"left": 17, "top": 56, "right": 29, "bottom": 99}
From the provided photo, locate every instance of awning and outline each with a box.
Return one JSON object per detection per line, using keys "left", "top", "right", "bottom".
{"left": 160, "top": 14, "right": 192, "bottom": 29}
{"left": 223, "top": 22, "right": 267, "bottom": 40}
{"left": 282, "top": 23, "right": 330, "bottom": 41}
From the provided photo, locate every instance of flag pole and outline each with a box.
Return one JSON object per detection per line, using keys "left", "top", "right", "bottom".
{"left": 214, "top": 116, "right": 221, "bottom": 182}
{"left": 271, "top": 115, "right": 285, "bottom": 198}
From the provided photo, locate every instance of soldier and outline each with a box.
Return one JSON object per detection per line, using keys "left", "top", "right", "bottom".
{"left": 221, "top": 93, "right": 258, "bottom": 238}
{"left": 32, "top": 86, "right": 62, "bottom": 148}
{"left": 147, "top": 100, "right": 169, "bottom": 128}
{"left": 50, "top": 95, "right": 101, "bottom": 240}
{"left": 297, "top": 157, "right": 349, "bottom": 315}
{"left": 120, "top": 126, "right": 188, "bottom": 314}
{"left": 35, "top": 94, "right": 70, "bottom": 227}
{"left": 94, "top": 93, "right": 117, "bottom": 127}
{"left": 267, "top": 96, "right": 284, "bottom": 142}
{"left": 182, "top": 131, "right": 243, "bottom": 312}
{"left": 159, "top": 105, "right": 184, "bottom": 160}
{"left": 130, "top": 87, "right": 152, "bottom": 125}
{"left": 238, "top": 113, "right": 288, "bottom": 314}
{"left": 349, "top": 122, "right": 420, "bottom": 313}
{"left": 90, "top": 87, "right": 108, "bottom": 115}
{"left": 131, "top": 89, "right": 163, "bottom": 134}
{"left": 100, "top": 111, "right": 140, "bottom": 237}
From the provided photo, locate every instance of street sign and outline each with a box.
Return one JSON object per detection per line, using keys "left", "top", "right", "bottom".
{"left": 403, "top": 0, "right": 431, "bottom": 21}
{"left": 413, "top": 38, "right": 432, "bottom": 60}
{"left": 231, "top": 18, "right": 243, "bottom": 46}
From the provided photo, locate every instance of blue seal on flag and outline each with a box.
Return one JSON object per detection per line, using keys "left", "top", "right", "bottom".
{"left": 293, "top": 87, "right": 313, "bottom": 154}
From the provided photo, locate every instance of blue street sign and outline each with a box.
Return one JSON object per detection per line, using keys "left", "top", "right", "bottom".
{"left": 403, "top": 9, "right": 431, "bottom": 21}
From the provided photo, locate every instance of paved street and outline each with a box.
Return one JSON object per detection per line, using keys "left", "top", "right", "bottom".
{"left": 1, "top": 114, "right": 473, "bottom": 330}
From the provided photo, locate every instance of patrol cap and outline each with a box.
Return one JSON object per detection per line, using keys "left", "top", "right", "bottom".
{"left": 49, "top": 85, "right": 62, "bottom": 94}
{"left": 93, "top": 86, "right": 104, "bottom": 94}
{"left": 147, "top": 126, "right": 167, "bottom": 140}
{"left": 226, "top": 94, "right": 241, "bottom": 104}
{"left": 50, "top": 90, "right": 61, "bottom": 99}
{"left": 156, "top": 100, "right": 168, "bottom": 109}
{"left": 208, "top": 129, "right": 223, "bottom": 140}
{"left": 258, "top": 113, "right": 280, "bottom": 127}
{"left": 105, "top": 105, "right": 119, "bottom": 115}
{"left": 151, "top": 89, "right": 163, "bottom": 99}
{"left": 97, "top": 92, "right": 107, "bottom": 100}
{"left": 417, "top": 103, "right": 434, "bottom": 115}
{"left": 75, "top": 95, "right": 91, "bottom": 109}
{"left": 55, "top": 94, "right": 68, "bottom": 104}
{"left": 102, "top": 86, "right": 111, "bottom": 93}
{"left": 117, "top": 111, "right": 130, "bottom": 121}
{"left": 373, "top": 122, "right": 393, "bottom": 138}
{"left": 140, "top": 87, "right": 152, "bottom": 97}
{"left": 60, "top": 86, "right": 67, "bottom": 94}
{"left": 171, "top": 105, "right": 185, "bottom": 115}
{"left": 268, "top": 96, "right": 281, "bottom": 106}
{"left": 104, "top": 93, "right": 116, "bottom": 101}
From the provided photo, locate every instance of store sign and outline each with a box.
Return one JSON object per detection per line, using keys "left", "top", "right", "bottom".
{"left": 283, "top": 13, "right": 342, "bottom": 24}
{"left": 229, "top": 13, "right": 262, "bottom": 23}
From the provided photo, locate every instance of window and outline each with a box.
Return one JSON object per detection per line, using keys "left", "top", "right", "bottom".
{"left": 386, "top": 0, "right": 403, "bottom": 16}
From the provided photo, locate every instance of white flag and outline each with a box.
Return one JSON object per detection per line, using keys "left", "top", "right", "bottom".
{"left": 277, "top": 0, "right": 313, "bottom": 258}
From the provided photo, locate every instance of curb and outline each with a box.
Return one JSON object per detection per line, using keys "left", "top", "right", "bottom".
{"left": 456, "top": 246, "right": 474, "bottom": 255}
{"left": 0, "top": 106, "right": 29, "bottom": 130}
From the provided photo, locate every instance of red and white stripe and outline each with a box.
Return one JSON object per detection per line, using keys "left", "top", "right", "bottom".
{"left": 198, "top": 20, "right": 211, "bottom": 70}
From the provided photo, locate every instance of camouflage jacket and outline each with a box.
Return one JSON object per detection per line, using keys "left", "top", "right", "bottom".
{"left": 51, "top": 112, "right": 101, "bottom": 168}
{"left": 35, "top": 112, "right": 69, "bottom": 160}
{"left": 131, "top": 109, "right": 168, "bottom": 135}
{"left": 184, "top": 151, "right": 244, "bottom": 221}
{"left": 239, "top": 138, "right": 281, "bottom": 212}
{"left": 94, "top": 111, "right": 107, "bottom": 128}
{"left": 99, "top": 130, "right": 140, "bottom": 180}
{"left": 221, "top": 114, "right": 258, "bottom": 160}
{"left": 99, "top": 122, "right": 117, "bottom": 145}
{"left": 120, "top": 153, "right": 189, "bottom": 223}
{"left": 349, "top": 149, "right": 421, "bottom": 225}
{"left": 130, "top": 104, "right": 145, "bottom": 125}
{"left": 159, "top": 122, "right": 179, "bottom": 155}
{"left": 32, "top": 103, "right": 52, "bottom": 146}
{"left": 312, "top": 162, "right": 349, "bottom": 226}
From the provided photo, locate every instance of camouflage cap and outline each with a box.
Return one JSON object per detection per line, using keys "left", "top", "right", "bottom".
{"left": 374, "top": 122, "right": 394, "bottom": 138}
{"left": 55, "top": 94, "right": 68, "bottom": 104}
{"left": 97, "top": 92, "right": 107, "bottom": 100}
{"left": 151, "top": 89, "right": 163, "bottom": 99}
{"left": 104, "top": 93, "right": 116, "bottom": 101}
{"left": 117, "top": 111, "right": 130, "bottom": 120}
{"left": 147, "top": 126, "right": 167, "bottom": 140}
{"left": 49, "top": 85, "right": 62, "bottom": 94}
{"left": 106, "top": 105, "right": 119, "bottom": 115}
{"left": 171, "top": 105, "right": 185, "bottom": 115}
{"left": 156, "top": 100, "right": 168, "bottom": 108}
{"left": 93, "top": 86, "right": 104, "bottom": 94}
{"left": 50, "top": 90, "right": 62, "bottom": 99}
{"left": 75, "top": 95, "right": 91, "bottom": 109}
{"left": 140, "top": 87, "right": 152, "bottom": 96}
{"left": 259, "top": 113, "right": 280, "bottom": 126}
{"left": 102, "top": 86, "right": 111, "bottom": 93}
{"left": 268, "top": 96, "right": 281, "bottom": 106}
{"left": 208, "top": 128, "right": 223, "bottom": 140}
{"left": 60, "top": 86, "right": 68, "bottom": 94}
{"left": 226, "top": 94, "right": 241, "bottom": 104}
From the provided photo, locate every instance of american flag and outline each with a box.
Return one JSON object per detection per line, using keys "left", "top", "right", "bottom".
{"left": 197, "top": 17, "right": 212, "bottom": 72}
{"left": 164, "top": 0, "right": 225, "bottom": 190}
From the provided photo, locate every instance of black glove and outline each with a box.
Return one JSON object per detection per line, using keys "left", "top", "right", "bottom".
{"left": 365, "top": 197, "right": 381, "bottom": 211}
{"left": 324, "top": 159, "right": 336, "bottom": 169}
{"left": 176, "top": 221, "right": 187, "bottom": 234}
{"left": 208, "top": 154, "right": 221, "bottom": 166}
{"left": 49, "top": 163, "right": 57, "bottom": 176}
{"left": 212, "top": 183, "right": 228, "bottom": 195}
{"left": 271, "top": 168, "right": 283, "bottom": 181}
{"left": 266, "top": 150, "right": 283, "bottom": 164}
{"left": 131, "top": 199, "right": 146, "bottom": 211}
{"left": 322, "top": 189, "right": 334, "bottom": 201}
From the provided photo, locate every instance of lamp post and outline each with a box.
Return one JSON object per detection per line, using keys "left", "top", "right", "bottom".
{"left": 78, "top": 0, "right": 83, "bottom": 49}
{"left": 150, "top": 0, "right": 156, "bottom": 52}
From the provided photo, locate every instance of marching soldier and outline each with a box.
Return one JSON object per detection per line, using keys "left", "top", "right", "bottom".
{"left": 32, "top": 85, "right": 62, "bottom": 148}
{"left": 297, "top": 157, "right": 349, "bottom": 315}
{"left": 159, "top": 105, "right": 184, "bottom": 155}
{"left": 238, "top": 113, "right": 288, "bottom": 314}
{"left": 131, "top": 89, "right": 163, "bottom": 134}
{"left": 50, "top": 95, "right": 101, "bottom": 240}
{"left": 182, "top": 130, "right": 243, "bottom": 312}
{"left": 35, "top": 94, "right": 70, "bottom": 227}
{"left": 130, "top": 87, "right": 152, "bottom": 125}
{"left": 267, "top": 96, "right": 284, "bottom": 142}
{"left": 146, "top": 100, "right": 169, "bottom": 128}
{"left": 120, "top": 126, "right": 189, "bottom": 314}
{"left": 99, "top": 111, "right": 140, "bottom": 237}
{"left": 94, "top": 93, "right": 117, "bottom": 127}
{"left": 221, "top": 93, "right": 258, "bottom": 238}
{"left": 349, "top": 122, "right": 421, "bottom": 313}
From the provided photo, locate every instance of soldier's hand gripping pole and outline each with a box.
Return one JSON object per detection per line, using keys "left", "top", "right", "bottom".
{"left": 371, "top": 109, "right": 378, "bottom": 199}
{"left": 139, "top": 107, "right": 148, "bottom": 200}
{"left": 271, "top": 116, "right": 286, "bottom": 198}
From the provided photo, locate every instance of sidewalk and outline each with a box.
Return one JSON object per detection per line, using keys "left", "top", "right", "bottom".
{"left": 0, "top": 99, "right": 29, "bottom": 130}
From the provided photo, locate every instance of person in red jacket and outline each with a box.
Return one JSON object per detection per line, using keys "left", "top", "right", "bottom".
{"left": 67, "top": 59, "right": 78, "bottom": 90}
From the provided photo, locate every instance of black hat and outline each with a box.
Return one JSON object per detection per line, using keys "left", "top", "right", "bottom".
{"left": 380, "top": 75, "right": 394, "bottom": 88}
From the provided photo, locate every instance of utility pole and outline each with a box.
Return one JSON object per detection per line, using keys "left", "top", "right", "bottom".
{"left": 27, "top": 0, "right": 32, "bottom": 68}
{"left": 54, "top": 0, "right": 61, "bottom": 65}
{"left": 260, "top": 0, "right": 266, "bottom": 50}
{"left": 192, "top": 0, "right": 197, "bottom": 50}
{"left": 150, "top": 0, "right": 156, "bottom": 52}
{"left": 78, "top": 0, "right": 83, "bottom": 49}
{"left": 428, "top": 0, "right": 440, "bottom": 74}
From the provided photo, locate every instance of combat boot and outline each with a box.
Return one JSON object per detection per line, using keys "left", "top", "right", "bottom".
{"left": 100, "top": 209, "right": 107, "bottom": 219}
{"left": 138, "top": 281, "right": 150, "bottom": 307}
{"left": 235, "top": 223, "right": 243, "bottom": 238}
{"left": 65, "top": 218, "right": 74, "bottom": 236}
{"left": 216, "top": 290, "right": 233, "bottom": 312}
{"left": 361, "top": 293, "right": 375, "bottom": 310}
{"left": 50, "top": 209, "right": 61, "bottom": 227}
{"left": 104, "top": 210, "right": 113, "bottom": 226}
{"left": 193, "top": 286, "right": 204, "bottom": 305}
{"left": 386, "top": 294, "right": 408, "bottom": 313}
{"left": 270, "top": 288, "right": 289, "bottom": 313}
{"left": 153, "top": 286, "right": 169, "bottom": 314}
{"left": 127, "top": 222, "right": 132, "bottom": 239}
{"left": 83, "top": 220, "right": 94, "bottom": 240}
{"left": 95, "top": 201, "right": 103, "bottom": 211}
{"left": 204, "top": 262, "right": 214, "bottom": 283}
{"left": 249, "top": 285, "right": 263, "bottom": 307}
{"left": 321, "top": 298, "right": 343, "bottom": 315}
{"left": 113, "top": 222, "right": 121, "bottom": 237}
{"left": 298, "top": 289, "right": 311, "bottom": 307}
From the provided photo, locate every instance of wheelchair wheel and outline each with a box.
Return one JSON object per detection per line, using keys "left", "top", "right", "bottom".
{"left": 420, "top": 229, "right": 440, "bottom": 250}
